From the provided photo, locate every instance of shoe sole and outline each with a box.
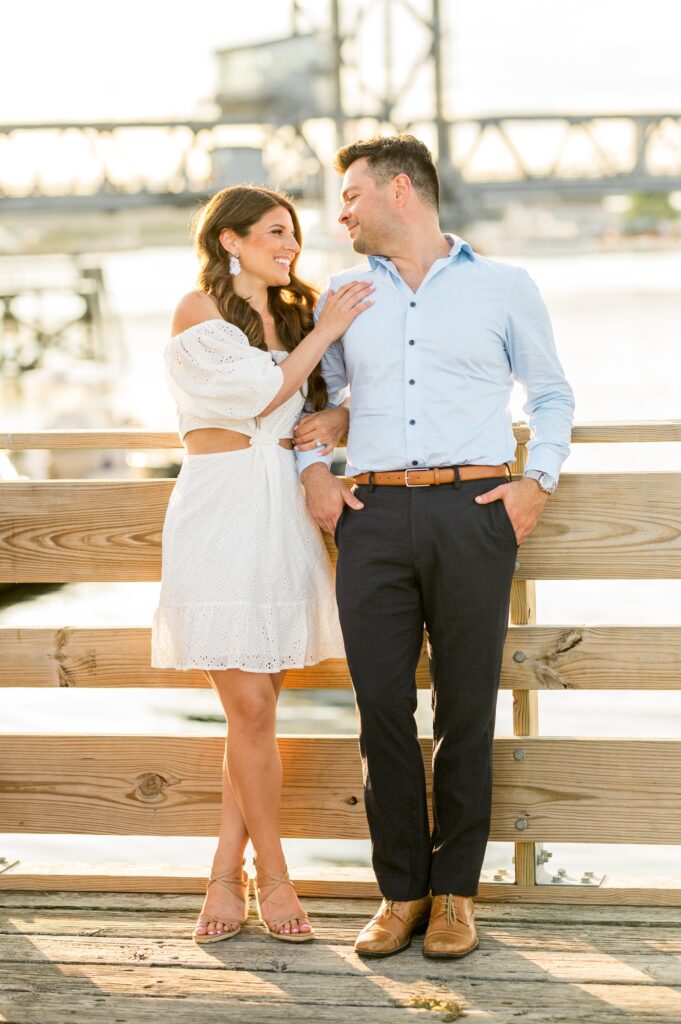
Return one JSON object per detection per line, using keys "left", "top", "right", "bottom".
{"left": 256, "top": 911, "right": 315, "bottom": 942}
{"left": 192, "top": 925, "right": 242, "bottom": 944}
{"left": 262, "top": 928, "right": 315, "bottom": 943}
{"left": 423, "top": 939, "right": 479, "bottom": 959}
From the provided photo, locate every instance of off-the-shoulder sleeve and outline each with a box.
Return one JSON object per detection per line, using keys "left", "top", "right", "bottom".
{"left": 163, "top": 320, "right": 284, "bottom": 421}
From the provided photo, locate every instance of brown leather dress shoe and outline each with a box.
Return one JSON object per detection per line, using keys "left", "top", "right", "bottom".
{"left": 423, "top": 894, "right": 479, "bottom": 958}
{"left": 354, "top": 895, "right": 432, "bottom": 957}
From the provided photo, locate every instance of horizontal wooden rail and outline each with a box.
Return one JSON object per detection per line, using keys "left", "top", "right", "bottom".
{"left": 569, "top": 421, "right": 681, "bottom": 443}
{"left": 2, "top": 625, "right": 681, "bottom": 690}
{"left": 1, "top": 735, "right": 679, "bottom": 844}
{"left": 2, "top": 865, "right": 681, "bottom": 903}
{"left": 3, "top": 866, "right": 681, "bottom": 902}
{"left": 0, "top": 430, "right": 183, "bottom": 450}
{"left": 2, "top": 472, "right": 681, "bottom": 581}
{"left": 2, "top": 421, "right": 681, "bottom": 448}
{"left": 2, "top": 421, "right": 680, "bottom": 904}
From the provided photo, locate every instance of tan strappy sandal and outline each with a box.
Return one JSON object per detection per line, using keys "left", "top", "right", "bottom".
{"left": 192, "top": 858, "right": 249, "bottom": 944}
{"left": 254, "top": 861, "right": 315, "bottom": 943}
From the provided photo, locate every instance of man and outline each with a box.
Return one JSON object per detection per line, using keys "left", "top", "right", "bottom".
{"left": 293, "top": 135, "right": 574, "bottom": 959}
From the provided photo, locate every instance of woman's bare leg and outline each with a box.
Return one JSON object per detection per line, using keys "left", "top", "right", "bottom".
{"left": 193, "top": 672, "right": 250, "bottom": 938}
{"left": 220, "top": 667, "right": 310, "bottom": 936}
{"left": 206, "top": 670, "right": 250, "bottom": 865}
{"left": 195, "top": 667, "right": 309, "bottom": 937}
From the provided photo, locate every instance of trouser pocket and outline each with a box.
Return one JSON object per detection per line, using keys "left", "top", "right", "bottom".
{"left": 495, "top": 495, "right": 519, "bottom": 547}
{"left": 333, "top": 505, "right": 345, "bottom": 545}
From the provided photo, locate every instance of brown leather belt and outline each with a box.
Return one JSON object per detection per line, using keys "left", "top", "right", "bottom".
{"left": 352, "top": 464, "right": 510, "bottom": 487}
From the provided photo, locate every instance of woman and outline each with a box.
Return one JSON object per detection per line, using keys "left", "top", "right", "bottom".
{"left": 151, "top": 185, "right": 372, "bottom": 945}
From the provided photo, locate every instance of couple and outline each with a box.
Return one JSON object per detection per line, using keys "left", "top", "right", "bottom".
{"left": 151, "top": 134, "right": 575, "bottom": 957}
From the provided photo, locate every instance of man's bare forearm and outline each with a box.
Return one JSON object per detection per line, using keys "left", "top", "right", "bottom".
{"left": 300, "top": 462, "right": 364, "bottom": 532}
{"left": 300, "top": 462, "right": 333, "bottom": 485}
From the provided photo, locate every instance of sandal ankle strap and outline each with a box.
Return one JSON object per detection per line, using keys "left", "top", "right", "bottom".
{"left": 254, "top": 861, "right": 292, "bottom": 906}
{"left": 207, "top": 857, "right": 248, "bottom": 898}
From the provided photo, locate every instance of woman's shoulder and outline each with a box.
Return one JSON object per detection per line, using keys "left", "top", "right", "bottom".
{"left": 169, "top": 291, "right": 248, "bottom": 346}
{"left": 171, "top": 290, "right": 221, "bottom": 336}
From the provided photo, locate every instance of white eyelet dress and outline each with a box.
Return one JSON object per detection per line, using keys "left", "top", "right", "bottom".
{"left": 151, "top": 318, "right": 346, "bottom": 673}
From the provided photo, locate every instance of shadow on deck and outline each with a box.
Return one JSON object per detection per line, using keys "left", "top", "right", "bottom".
{"left": 2, "top": 890, "right": 681, "bottom": 1023}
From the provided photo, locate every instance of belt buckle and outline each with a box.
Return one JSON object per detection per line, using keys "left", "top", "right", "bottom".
{"left": 404, "top": 469, "right": 429, "bottom": 487}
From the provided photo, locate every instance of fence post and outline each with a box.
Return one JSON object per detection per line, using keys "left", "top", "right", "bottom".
{"left": 510, "top": 440, "right": 539, "bottom": 889}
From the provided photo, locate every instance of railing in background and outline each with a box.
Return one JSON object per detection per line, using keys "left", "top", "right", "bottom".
{"left": 1, "top": 423, "right": 680, "bottom": 904}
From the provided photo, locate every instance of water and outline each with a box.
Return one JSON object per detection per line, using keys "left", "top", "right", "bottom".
{"left": 2, "top": 241, "right": 681, "bottom": 884}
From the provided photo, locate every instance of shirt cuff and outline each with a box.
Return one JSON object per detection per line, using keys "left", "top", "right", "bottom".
{"left": 293, "top": 386, "right": 347, "bottom": 478}
{"left": 524, "top": 445, "right": 567, "bottom": 480}
{"left": 294, "top": 446, "right": 334, "bottom": 477}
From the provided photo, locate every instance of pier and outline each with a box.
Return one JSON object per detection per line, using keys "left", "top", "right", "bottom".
{"left": 1, "top": 422, "right": 681, "bottom": 1021}
{"left": 2, "top": 891, "right": 681, "bottom": 1021}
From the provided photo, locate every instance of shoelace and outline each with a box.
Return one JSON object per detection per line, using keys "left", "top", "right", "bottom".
{"left": 381, "top": 899, "right": 407, "bottom": 919}
{"left": 382, "top": 896, "right": 459, "bottom": 925}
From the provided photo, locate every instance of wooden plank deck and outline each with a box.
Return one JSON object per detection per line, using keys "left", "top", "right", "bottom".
{"left": 1, "top": 890, "right": 680, "bottom": 1023}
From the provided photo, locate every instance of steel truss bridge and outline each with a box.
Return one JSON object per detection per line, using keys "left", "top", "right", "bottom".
{"left": 2, "top": 111, "right": 680, "bottom": 222}
{"left": 2, "top": 0, "right": 680, "bottom": 225}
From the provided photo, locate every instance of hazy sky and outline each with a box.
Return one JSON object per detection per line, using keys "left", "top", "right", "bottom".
{"left": 3, "top": 0, "right": 681, "bottom": 123}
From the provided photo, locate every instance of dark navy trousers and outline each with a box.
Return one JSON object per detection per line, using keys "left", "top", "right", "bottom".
{"left": 334, "top": 476, "right": 517, "bottom": 899}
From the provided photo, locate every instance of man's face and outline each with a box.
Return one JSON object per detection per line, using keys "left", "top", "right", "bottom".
{"left": 338, "top": 158, "right": 394, "bottom": 255}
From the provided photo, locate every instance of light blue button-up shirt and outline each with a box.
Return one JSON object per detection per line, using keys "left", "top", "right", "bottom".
{"left": 294, "top": 234, "right": 574, "bottom": 480}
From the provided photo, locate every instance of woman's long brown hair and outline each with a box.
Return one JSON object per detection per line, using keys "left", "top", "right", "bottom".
{"left": 191, "top": 185, "right": 328, "bottom": 411}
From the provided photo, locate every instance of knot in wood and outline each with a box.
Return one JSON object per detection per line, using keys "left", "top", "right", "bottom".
{"left": 344, "top": 795, "right": 359, "bottom": 806}
{"left": 136, "top": 772, "right": 168, "bottom": 800}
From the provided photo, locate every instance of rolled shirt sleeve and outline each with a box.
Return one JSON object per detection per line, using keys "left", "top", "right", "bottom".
{"left": 505, "top": 268, "right": 575, "bottom": 479}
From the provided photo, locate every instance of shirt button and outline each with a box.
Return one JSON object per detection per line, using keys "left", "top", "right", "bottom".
{"left": 411, "top": 460, "right": 418, "bottom": 466}
{"left": 409, "top": 301, "right": 416, "bottom": 307}
{"left": 409, "top": 379, "right": 415, "bottom": 385}
{"left": 408, "top": 339, "right": 415, "bottom": 345}
{"left": 409, "top": 419, "right": 416, "bottom": 425}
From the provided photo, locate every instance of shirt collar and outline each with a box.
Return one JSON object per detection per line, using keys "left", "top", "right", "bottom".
{"left": 367, "top": 233, "right": 475, "bottom": 271}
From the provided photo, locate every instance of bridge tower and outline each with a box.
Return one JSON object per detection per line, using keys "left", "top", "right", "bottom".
{"left": 325, "top": 0, "right": 474, "bottom": 223}
{"left": 215, "top": 0, "right": 474, "bottom": 225}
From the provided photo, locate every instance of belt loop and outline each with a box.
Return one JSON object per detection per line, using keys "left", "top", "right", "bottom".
{"left": 451, "top": 464, "right": 462, "bottom": 490}
{"left": 504, "top": 461, "right": 514, "bottom": 483}
{"left": 368, "top": 470, "right": 375, "bottom": 493}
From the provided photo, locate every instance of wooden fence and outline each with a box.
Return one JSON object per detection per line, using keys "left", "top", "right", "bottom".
{"left": 1, "top": 423, "right": 680, "bottom": 904}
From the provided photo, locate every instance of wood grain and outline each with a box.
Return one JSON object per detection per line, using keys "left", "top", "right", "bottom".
{"left": 1, "top": 891, "right": 681, "bottom": 1023}
{"left": 1, "top": 735, "right": 679, "bottom": 844}
{"left": 3, "top": 421, "right": 681, "bottom": 448}
{"left": 0, "top": 430, "right": 183, "bottom": 450}
{"left": 4, "top": 624, "right": 679, "bottom": 689}
{"left": 2, "top": 866, "right": 681, "bottom": 904}
{"left": 509, "top": 440, "right": 539, "bottom": 885}
{"left": 3, "top": 472, "right": 680, "bottom": 581}
{"left": 0, "top": 479, "right": 171, "bottom": 582}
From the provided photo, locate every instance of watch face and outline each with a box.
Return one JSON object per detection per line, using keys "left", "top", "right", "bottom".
{"left": 539, "top": 473, "right": 557, "bottom": 493}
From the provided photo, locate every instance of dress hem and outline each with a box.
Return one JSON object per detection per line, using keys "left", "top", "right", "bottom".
{"left": 150, "top": 650, "right": 346, "bottom": 673}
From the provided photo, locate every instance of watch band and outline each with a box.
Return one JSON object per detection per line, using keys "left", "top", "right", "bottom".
{"left": 524, "top": 469, "right": 557, "bottom": 494}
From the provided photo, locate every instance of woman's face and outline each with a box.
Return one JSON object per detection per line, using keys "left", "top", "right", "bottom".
{"left": 220, "top": 206, "right": 301, "bottom": 288}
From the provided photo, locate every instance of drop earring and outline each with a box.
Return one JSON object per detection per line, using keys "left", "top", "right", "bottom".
{"left": 229, "top": 252, "right": 241, "bottom": 276}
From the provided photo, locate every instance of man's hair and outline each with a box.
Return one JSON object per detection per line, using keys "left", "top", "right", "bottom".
{"left": 334, "top": 134, "right": 440, "bottom": 212}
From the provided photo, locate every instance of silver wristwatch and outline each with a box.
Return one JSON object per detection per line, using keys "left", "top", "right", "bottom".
{"left": 524, "top": 469, "right": 557, "bottom": 494}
